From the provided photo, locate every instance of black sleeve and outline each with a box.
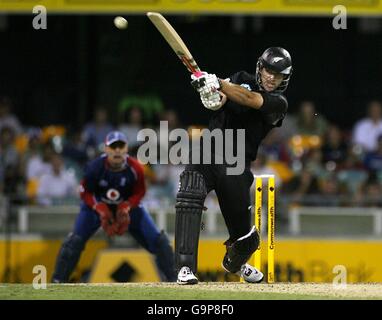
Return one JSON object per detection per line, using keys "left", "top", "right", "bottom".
{"left": 223, "top": 71, "right": 254, "bottom": 114}
{"left": 259, "top": 92, "right": 288, "bottom": 127}
{"left": 226, "top": 72, "right": 241, "bottom": 85}
{"left": 227, "top": 71, "right": 254, "bottom": 85}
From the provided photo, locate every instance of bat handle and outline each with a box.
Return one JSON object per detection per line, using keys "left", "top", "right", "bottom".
{"left": 193, "top": 71, "right": 203, "bottom": 78}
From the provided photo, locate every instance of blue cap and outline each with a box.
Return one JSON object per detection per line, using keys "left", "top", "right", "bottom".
{"left": 105, "top": 131, "right": 128, "bottom": 146}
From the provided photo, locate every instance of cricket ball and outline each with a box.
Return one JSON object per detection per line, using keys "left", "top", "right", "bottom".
{"left": 114, "top": 16, "right": 128, "bottom": 29}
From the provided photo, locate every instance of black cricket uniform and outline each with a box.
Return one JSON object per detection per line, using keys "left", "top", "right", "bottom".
{"left": 186, "top": 71, "right": 288, "bottom": 241}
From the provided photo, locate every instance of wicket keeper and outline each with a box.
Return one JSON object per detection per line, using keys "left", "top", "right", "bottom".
{"left": 175, "top": 47, "right": 293, "bottom": 284}
{"left": 52, "top": 131, "right": 176, "bottom": 283}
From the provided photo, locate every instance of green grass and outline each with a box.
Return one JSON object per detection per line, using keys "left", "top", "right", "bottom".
{"left": 0, "top": 284, "right": 344, "bottom": 300}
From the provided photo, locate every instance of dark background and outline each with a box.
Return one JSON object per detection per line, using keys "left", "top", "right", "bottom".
{"left": 0, "top": 14, "right": 381, "bottom": 129}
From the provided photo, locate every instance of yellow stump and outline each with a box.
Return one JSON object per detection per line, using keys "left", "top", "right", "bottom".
{"left": 253, "top": 177, "right": 262, "bottom": 271}
{"left": 267, "top": 176, "right": 275, "bottom": 283}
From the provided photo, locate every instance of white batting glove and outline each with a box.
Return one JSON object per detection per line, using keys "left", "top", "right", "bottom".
{"left": 191, "top": 72, "right": 207, "bottom": 92}
{"left": 200, "top": 91, "right": 223, "bottom": 111}
{"left": 191, "top": 72, "right": 221, "bottom": 95}
{"left": 201, "top": 73, "right": 221, "bottom": 95}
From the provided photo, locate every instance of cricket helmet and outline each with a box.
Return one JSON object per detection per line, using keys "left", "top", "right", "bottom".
{"left": 256, "top": 47, "right": 293, "bottom": 93}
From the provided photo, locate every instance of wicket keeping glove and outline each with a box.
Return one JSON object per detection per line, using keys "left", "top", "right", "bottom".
{"left": 93, "top": 202, "right": 118, "bottom": 237}
{"left": 115, "top": 201, "right": 131, "bottom": 235}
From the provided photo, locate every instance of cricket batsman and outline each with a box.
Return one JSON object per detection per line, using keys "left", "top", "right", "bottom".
{"left": 52, "top": 131, "right": 176, "bottom": 282}
{"left": 175, "top": 47, "right": 293, "bottom": 284}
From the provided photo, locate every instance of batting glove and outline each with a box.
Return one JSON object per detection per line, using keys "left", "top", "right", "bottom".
{"left": 200, "top": 91, "right": 223, "bottom": 111}
{"left": 191, "top": 72, "right": 221, "bottom": 94}
{"left": 190, "top": 72, "right": 207, "bottom": 92}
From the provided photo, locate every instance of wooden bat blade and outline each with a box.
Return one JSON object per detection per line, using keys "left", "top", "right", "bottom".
{"left": 147, "top": 12, "right": 201, "bottom": 75}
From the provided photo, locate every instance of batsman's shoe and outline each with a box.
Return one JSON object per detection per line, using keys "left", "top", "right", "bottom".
{"left": 239, "top": 264, "right": 264, "bottom": 283}
{"left": 177, "top": 266, "right": 198, "bottom": 285}
{"left": 222, "top": 262, "right": 264, "bottom": 283}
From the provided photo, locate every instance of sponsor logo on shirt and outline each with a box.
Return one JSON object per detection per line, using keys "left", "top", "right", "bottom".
{"left": 106, "top": 188, "right": 120, "bottom": 201}
{"left": 240, "top": 83, "right": 252, "bottom": 91}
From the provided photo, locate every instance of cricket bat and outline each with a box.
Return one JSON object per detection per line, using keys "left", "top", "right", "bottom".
{"left": 147, "top": 12, "right": 203, "bottom": 77}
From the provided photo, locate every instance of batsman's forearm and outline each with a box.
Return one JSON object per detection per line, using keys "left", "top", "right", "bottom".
{"left": 219, "top": 80, "right": 263, "bottom": 109}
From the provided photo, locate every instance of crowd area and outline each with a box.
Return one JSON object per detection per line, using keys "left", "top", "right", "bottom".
{"left": 1, "top": 95, "right": 382, "bottom": 209}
